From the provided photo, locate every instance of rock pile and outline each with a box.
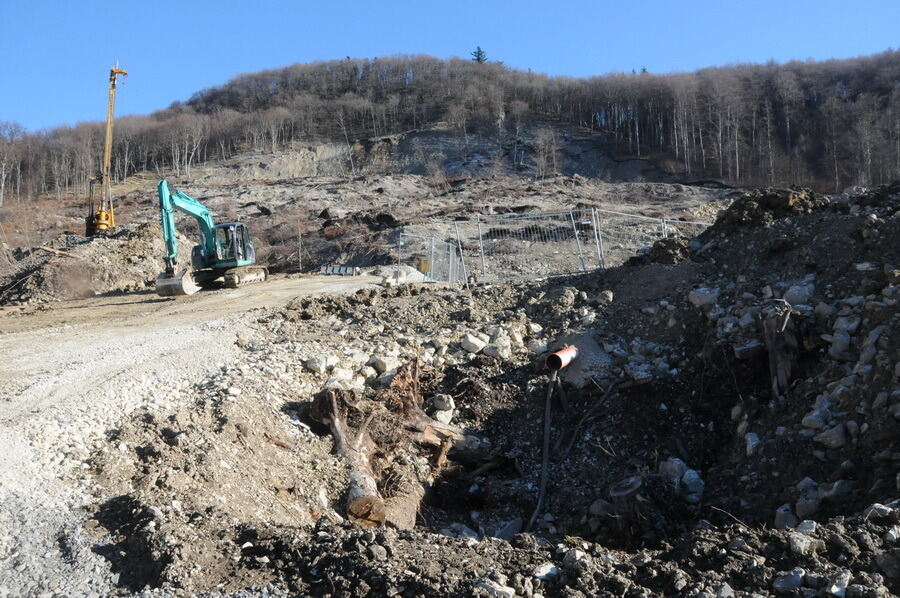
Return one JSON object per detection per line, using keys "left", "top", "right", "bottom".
{"left": 79, "top": 182, "right": 899, "bottom": 596}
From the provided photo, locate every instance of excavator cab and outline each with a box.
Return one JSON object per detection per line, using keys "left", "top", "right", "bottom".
{"left": 214, "top": 222, "right": 255, "bottom": 266}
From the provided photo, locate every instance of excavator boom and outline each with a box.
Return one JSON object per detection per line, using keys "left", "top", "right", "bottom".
{"left": 155, "top": 180, "right": 218, "bottom": 296}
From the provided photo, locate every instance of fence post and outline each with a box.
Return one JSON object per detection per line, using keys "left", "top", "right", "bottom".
{"left": 454, "top": 222, "right": 470, "bottom": 288}
{"left": 447, "top": 244, "right": 454, "bottom": 283}
{"left": 591, "top": 208, "right": 605, "bottom": 269}
{"left": 429, "top": 237, "right": 436, "bottom": 282}
{"left": 476, "top": 214, "right": 488, "bottom": 279}
{"left": 568, "top": 210, "right": 587, "bottom": 272}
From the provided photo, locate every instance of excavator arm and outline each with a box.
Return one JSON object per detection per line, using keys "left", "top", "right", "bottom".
{"left": 157, "top": 179, "right": 218, "bottom": 274}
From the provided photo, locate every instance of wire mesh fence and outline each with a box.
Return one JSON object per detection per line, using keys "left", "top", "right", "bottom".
{"left": 396, "top": 233, "right": 465, "bottom": 282}
{"left": 589, "top": 209, "right": 710, "bottom": 268}
{"left": 451, "top": 209, "right": 599, "bottom": 281}
{"left": 395, "top": 208, "right": 712, "bottom": 283}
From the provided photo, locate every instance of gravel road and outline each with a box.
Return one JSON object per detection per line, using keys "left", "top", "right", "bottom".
{"left": 0, "top": 275, "right": 376, "bottom": 597}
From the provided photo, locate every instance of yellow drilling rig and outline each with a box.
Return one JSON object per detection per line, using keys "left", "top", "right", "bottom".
{"left": 85, "top": 62, "right": 128, "bottom": 236}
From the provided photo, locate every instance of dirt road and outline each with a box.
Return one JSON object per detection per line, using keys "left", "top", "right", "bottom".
{"left": 0, "top": 273, "right": 377, "bottom": 409}
{"left": 0, "top": 273, "right": 377, "bottom": 333}
{"left": 0, "top": 274, "right": 376, "bottom": 596}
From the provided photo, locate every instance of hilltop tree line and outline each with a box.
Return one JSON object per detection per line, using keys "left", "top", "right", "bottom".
{"left": 1, "top": 51, "right": 899, "bottom": 206}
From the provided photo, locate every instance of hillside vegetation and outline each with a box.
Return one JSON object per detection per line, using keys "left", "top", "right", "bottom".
{"left": 1, "top": 51, "right": 899, "bottom": 205}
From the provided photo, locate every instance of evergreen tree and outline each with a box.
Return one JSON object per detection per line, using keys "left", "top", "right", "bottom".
{"left": 471, "top": 46, "right": 487, "bottom": 64}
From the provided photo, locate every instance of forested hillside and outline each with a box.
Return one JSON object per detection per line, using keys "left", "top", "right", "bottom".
{"left": 1, "top": 51, "right": 898, "bottom": 205}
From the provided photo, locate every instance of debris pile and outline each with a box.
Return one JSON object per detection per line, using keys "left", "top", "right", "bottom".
{"left": 0, "top": 223, "right": 193, "bottom": 305}
{"left": 82, "top": 183, "right": 900, "bottom": 595}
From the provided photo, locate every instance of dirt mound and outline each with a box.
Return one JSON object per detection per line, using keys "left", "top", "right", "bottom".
{"left": 702, "top": 186, "right": 827, "bottom": 239}
{"left": 89, "top": 387, "right": 348, "bottom": 593}
{"left": 626, "top": 235, "right": 691, "bottom": 266}
{"left": 0, "top": 223, "right": 192, "bottom": 305}
{"left": 207, "top": 506, "right": 900, "bottom": 597}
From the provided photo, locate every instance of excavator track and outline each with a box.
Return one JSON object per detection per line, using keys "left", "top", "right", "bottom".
{"left": 223, "top": 266, "right": 268, "bottom": 289}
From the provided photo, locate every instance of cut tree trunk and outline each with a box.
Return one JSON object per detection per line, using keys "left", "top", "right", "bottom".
{"left": 310, "top": 377, "right": 491, "bottom": 529}
{"left": 312, "top": 390, "right": 386, "bottom": 526}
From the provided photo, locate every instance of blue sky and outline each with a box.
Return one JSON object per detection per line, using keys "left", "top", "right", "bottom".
{"left": 1, "top": 0, "right": 897, "bottom": 132}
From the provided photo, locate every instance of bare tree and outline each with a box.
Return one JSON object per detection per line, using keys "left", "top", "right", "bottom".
{"left": 262, "top": 106, "right": 291, "bottom": 153}
{"left": 335, "top": 107, "right": 356, "bottom": 175}
{"left": 0, "top": 122, "right": 24, "bottom": 207}
{"left": 534, "top": 128, "right": 559, "bottom": 182}
{"left": 447, "top": 103, "right": 469, "bottom": 145}
{"left": 6, "top": 51, "right": 900, "bottom": 201}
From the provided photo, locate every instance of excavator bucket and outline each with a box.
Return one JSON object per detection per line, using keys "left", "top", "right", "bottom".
{"left": 155, "top": 269, "right": 201, "bottom": 297}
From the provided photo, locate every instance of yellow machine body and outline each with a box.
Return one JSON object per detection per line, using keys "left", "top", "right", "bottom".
{"left": 86, "top": 63, "right": 127, "bottom": 236}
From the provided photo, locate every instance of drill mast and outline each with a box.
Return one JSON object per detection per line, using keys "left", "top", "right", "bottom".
{"left": 86, "top": 62, "right": 127, "bottom": 236}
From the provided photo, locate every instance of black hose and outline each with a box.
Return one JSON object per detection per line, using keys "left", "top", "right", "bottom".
{"left": 526, "top": 369, "right": 556, "bottom": 531}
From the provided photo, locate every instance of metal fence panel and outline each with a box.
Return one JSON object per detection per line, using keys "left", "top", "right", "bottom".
{"left": 591, "top": 209, "right": 670, "bottom": 267}
{"left": 450, "top": 209, "right": 600, "bottom": 282}
{"left": 394, "top": 208, "right": 711, "bottom": 283}
{"left": 397, "top": 233, "right": 464, "bottom": 282}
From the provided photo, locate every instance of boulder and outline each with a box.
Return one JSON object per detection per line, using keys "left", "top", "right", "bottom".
{"left": 474, "top": 579, "right": 516, "bottom": 598}
{"left": 825, "top": 570, "right": 851, "bottom": 597}
{"left": 563, "top": 549, "right": 590, "bottom": 570}
{"left": 369, "top": 355, "right": 401, "bottom": 374}
{"left": 689, "top": 287, "right": 720, "bottom": 308}
{"left": 814, "top": 423, "right": 848, "bottom": 449}
{"left": 432, "top": 394, "right": 455, "bottom": 411}
{"left": 305, "top": 357, "right": 327, "bottom": 374}
{"left": 801, "top": 409, "right": 829, "bottom": 430}
{"left": 483, "top": 338, "right": 512, "bottom": 359}
{"left": 774, "top": 504, "right": 799, "bottom": 530}
{"left": 532, "top": 562, "right": 559, "bottom": 580}
{"left": 659, "top": 457, "right": 688, "bottom": 482}
{"left": 330, "top": 367, "right": 353, "bottom": 381}
{"left": 772, "top": 568, "right": 806, "bottom": 594}
{"left": 460, "top": 333, "right": 488, "bottom": 354}
{"left": 682, "top": 469, "right": 704, "bottom": 503}
{"left": 434, "top": 409, "right": 454, "bottom": 425}
{"left": 745, "top": 432, "right": 761, "bottom": 456}
{"left": 788, "top": 532, "right": 824, "bottom": 556}
{"left": 784, "top": 283, "right": 815, "bottom": 305}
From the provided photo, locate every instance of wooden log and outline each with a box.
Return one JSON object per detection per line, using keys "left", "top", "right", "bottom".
{"left": 309, "top": 361, "right": 494, "bottom": 529}
{"left": 383, "top": 484, "right": 425, "bottom": 530}
{"left": 311, "top": 389, "right": 386, "bottom": 526}
{"left": 414, "top": 423, "right": 492, "bottom": 463}
{"left": 39, "top": 246, "right": 78, "bottom": 258}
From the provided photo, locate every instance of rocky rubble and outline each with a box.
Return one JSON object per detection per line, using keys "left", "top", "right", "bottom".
{"left": 12, "top": 182, "right": 899, "bottom": 597}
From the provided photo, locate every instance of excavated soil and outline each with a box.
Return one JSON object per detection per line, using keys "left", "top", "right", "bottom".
{"left": 81, "top": 183, "right": 900, "bottom": 596}
{"left": 0, "top": 223, "right": 194, "bottom": 305}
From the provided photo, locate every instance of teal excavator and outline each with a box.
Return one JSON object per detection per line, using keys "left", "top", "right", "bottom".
{"left": 155, "top": 179, "right": 268, "bottom": 296}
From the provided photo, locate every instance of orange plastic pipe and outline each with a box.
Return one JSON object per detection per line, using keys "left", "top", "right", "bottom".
{"left": 546, "top": 345, "right": 578, "bottom": 370}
